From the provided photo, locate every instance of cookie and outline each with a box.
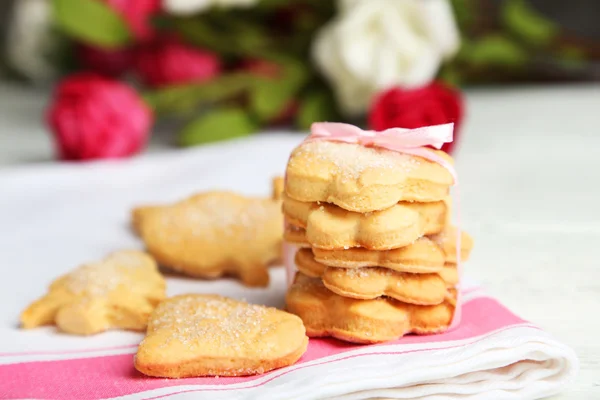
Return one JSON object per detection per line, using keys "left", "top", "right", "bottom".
{"left": 285, "top": 273, "right": 455, "bottom": 343}
{"left": 439, "top": 264, "right": 459, "bottom": 288}
{"left": 285, "top": 140, "right": 454, "bottom": 212}
{"left": 283, "top": 222, "right": 312, "bottom": 248}
{"left": 133, "top": 191, "right": 283, "bottom": 287}
{"left": 134, "top": 294, "right": 308, "bottom": 378}
{"left": 272, "top": 176, "right": 284, "bottom": 201}
{"left": 20, "top": 250, "right": 166, "bottom": 335}
{"left": 430, "top": 226, "right": 474, "bottom": 263}
{"left": 295, "top": 249, "right": 446, "bottom": 304}
{"left": 282, "top": 193, "right": 447, "bottom": 250}
{"left": 311, "top": 236, "right": 445, "bottom": 272}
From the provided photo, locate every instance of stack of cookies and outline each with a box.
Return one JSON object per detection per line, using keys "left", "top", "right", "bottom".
{"left": 283, "top": 139, "right": 473, "bottom": 343}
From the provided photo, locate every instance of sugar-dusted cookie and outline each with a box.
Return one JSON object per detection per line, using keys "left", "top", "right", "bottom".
{"left": 285, "top": 141, "right": 454, "bottom": 212}
{"left": 282, "top": 193, "right": 447, "bottom": 250}
{"left": 20, "top": 250, "right": 166, "bottom": 335}
{"left": 135, "top": 294, "right": 308, "bottom": 378}
{"left": 295, "top": 248, "right": 447, "bottom": 305}
{"left": 286, "top": 273, "right": 455, "bottom": 343}
{"left": 133, "top": 191, "right": 283, "bottom": 287}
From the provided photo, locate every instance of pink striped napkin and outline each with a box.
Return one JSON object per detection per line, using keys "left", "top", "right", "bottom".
{"left": 1, "top": 281, "right": 577, "bottom": 399}
{"left": 0, "top": 134, "right": 577, "bottom": 399}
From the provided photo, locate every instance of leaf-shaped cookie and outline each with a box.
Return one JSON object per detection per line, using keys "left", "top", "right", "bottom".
{"left": 133, "top": 191, "right": 283, "bottom": 287}
{"left": 20, "top": 250, "right": 166, "bottom": 335}
{"left": 135, "top": 294, "right": 308, "bottom": 378}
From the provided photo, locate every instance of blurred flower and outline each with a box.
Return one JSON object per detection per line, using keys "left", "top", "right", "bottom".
{"left": 134, "top": 38, "right": 221, "bottom": 87}
{"left": 77, "top": 45, "right": 133, "bottom": 77}
{"left": 312, "top": 0, "right": 460, "bottom": 117}
{"left": 104, "top": 0, "right": 162, "bottom": 41}
{"left": 47, "top": 73, "right": 153, "bottom": 161}
{"left": 368, "top": 82, "right": 464, "bottom": 154}
{"left": 5, "top": 0, "right": 59, "bottom": 82}
{"left": 163, "top": 0, "right": 258, "bottom": 15}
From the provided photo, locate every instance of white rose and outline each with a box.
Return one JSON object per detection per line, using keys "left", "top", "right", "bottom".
{"left": 164, "top": 0, "right": 258, "bottom": 15}
{"left": 5, "top": 0, "right": 59, "bottom": 82}
{"left": 312, "top": 0, "right": 460, "bottom": 117}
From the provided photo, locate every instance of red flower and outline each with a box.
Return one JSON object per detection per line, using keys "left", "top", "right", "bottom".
{"left": 134, "top": 38, "right": 221, "bottom": 87}
{"left": 368, "top": 82, "right": 464, "bottom": 154}
{"left": 77, "top": 45, "right": 133, "bottom": 77}
{"left": 47, "top": 73, "right": 153, "bottom": 161}
{"left": 104, "top": 0, "right": 161, "bottom": 42}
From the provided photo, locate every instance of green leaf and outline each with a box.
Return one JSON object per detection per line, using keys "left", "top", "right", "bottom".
{"left": 143, "top": 73, "right": 255, "bottom": 116}
{"left": 450, "top": 0, "right": 476, "bottom": 30}
{"left": 296, "top": 91, "right": 338, "bottom": 130}
{"left": 51, "top": 0, "right": 131, "bottom": 48}
{"left": 437, "top": 64, "right": 463, "bottom": 87}
{"left": 172, "top": 18, "right": 232, "bottom": 54}
{"left": 460, "top": 35, "right": 529, "bottom": 67}
{"left": 502, "top": 0, "right": 558, "bottom": 47}
{"left": 178, "top": 108, "right": 258, "bottom": 147}
{"left": 173, "top": 15, "right": 273, "bottom": 57}
{"left": 249, "top": 58, "right": 309, "bottom": 121}
{"left": 553, "top": 46, "right": 588, "bottom": 70}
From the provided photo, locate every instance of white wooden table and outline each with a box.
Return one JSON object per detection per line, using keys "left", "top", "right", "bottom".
{"left": 0, "top": 82, "right": 599, "bottom": 399}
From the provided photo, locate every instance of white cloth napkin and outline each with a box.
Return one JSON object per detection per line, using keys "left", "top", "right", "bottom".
{"left": 0, "top": 134, "right": 578, "bottom": 399}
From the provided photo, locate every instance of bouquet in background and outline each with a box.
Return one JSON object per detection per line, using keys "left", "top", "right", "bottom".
{"left": 0, "top": 0, "right": 593, "bottom": 160}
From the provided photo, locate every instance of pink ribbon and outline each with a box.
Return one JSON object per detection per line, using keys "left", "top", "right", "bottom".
{"left": 307, "top": 122, "right": 458, "bottom": 184}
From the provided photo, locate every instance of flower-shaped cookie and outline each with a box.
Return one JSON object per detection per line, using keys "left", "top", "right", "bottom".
{"left": 286, "top": 273, "right": 455, "bottom": 344}
{"left": 285, "top": 140, "right": 454, "bottom": 212}
{"left": 282, "top": 193, "right": 447, "bottom": 250}
{"left": 133, "top": 191, "right": 283, "bottom": 287}
{"left": 135, "top": 294, "right": 308, "bottom": 378}
{"left": 295, "top": 248, "right": 447, "bottom": 305}
{"left": 20, "top": 250, "right": 166, "bottom": 335}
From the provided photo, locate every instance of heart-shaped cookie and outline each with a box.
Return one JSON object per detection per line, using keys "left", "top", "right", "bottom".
{"left": 135, "top": 294, "right": 308, "bottom": 378}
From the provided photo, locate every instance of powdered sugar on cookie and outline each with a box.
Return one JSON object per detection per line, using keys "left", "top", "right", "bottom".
{"left": 135, "top": 294, "right": 308, "bottom": 378}
{"left": 292, "top": 141, "right": 422, "bottom": 182}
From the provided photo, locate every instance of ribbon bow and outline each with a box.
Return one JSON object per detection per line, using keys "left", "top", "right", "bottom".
{"left": 308, "top": 122, "right": 457, "bottom": 183}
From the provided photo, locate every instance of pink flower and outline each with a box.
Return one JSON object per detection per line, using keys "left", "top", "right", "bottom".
{"left": 134, "top": 38, "right": 221, "bottom": 87}
{"left": 47, "top": 73, "right": 153, "bottom": 161}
